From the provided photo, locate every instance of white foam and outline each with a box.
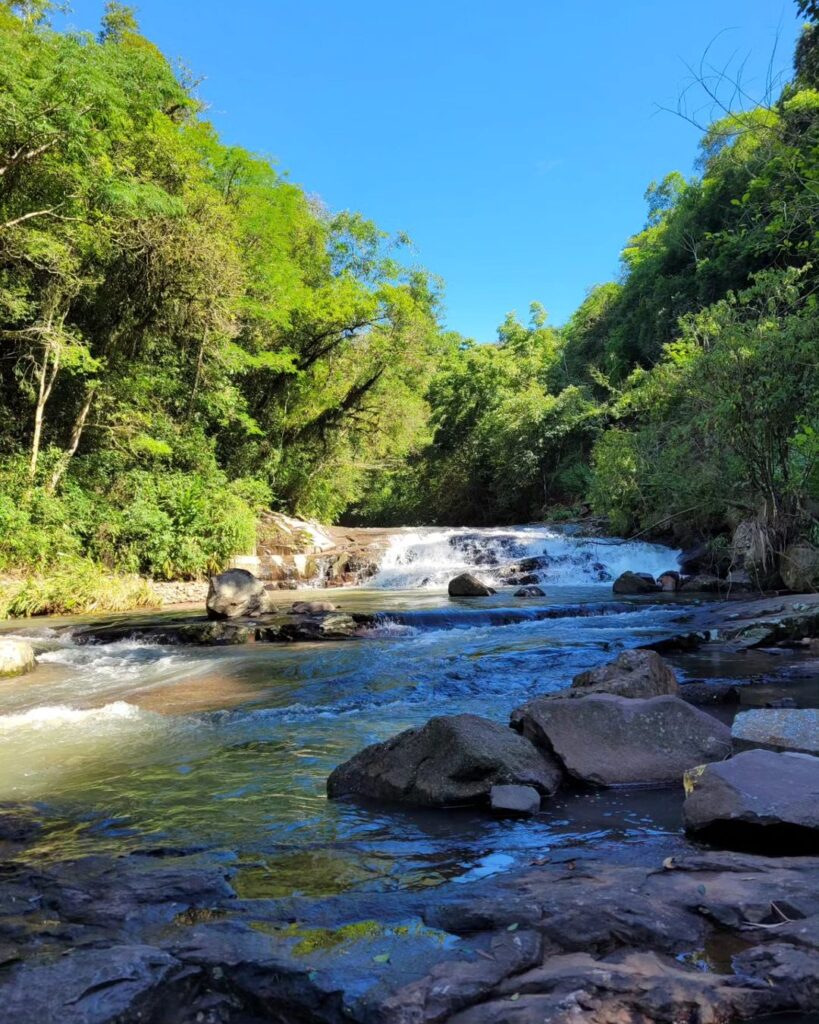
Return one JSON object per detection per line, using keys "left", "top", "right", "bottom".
{"left": 369, "top": 525, "right": 680, "bottom": 590}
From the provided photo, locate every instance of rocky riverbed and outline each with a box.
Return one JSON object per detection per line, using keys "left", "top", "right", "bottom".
{"left": 1, "top": 531, "right": 818, "bottom": 1023}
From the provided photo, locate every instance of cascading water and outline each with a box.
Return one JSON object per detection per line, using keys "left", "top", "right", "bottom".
{"left": 369, "top": 524, "right": 680, "bottom": 589}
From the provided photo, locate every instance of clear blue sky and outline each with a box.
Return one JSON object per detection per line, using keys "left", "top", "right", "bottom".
{"left": 59, "top": 1, "right": 802, "bottom": 340}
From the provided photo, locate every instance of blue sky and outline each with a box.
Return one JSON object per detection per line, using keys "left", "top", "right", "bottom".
{"left": 59, "top": 2, "right": 802, "bottom": 340}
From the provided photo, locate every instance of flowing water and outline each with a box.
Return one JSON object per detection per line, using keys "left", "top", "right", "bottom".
{"left": 0, "top": 525, "right": 712, "bottom": 895}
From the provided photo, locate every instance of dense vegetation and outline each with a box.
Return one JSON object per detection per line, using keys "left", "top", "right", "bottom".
{"left": 354, "top": 7, "right": 819, "bottom": 563}
{"left": 1, "top": 0, "right": 818, "bottom": 605}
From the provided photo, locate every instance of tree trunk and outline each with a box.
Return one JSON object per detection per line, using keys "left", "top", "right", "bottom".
{"left": 29, "top": 337, "right": 60, "bottom": 481}
{"left": 47, "top": 388, "right": 95, "bottom": 494}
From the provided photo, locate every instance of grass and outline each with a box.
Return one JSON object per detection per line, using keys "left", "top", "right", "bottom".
{"left": 0, "top": 558, "right": 160, "bottom": 618}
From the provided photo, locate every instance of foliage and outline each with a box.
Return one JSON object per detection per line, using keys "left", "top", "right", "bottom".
{"left": 0, "top": 3, "right": 443, "bottom": 586}
{"left": 0, "top": 559, "right": 157, "bottom": 617}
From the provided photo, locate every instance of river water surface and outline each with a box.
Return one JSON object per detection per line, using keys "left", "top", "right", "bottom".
{"left": 0, "top": 525, "right": 745, "bottom": 898}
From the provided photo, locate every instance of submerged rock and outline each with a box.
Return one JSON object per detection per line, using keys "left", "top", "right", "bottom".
{"left": 571, "top": 648, "right": 679, "bottom": 699}
{"left": 448, "top": 573, "right": 496, "bottom": 597}
{"left": 680, "top": 680, "right": 744, "bottom": 705}
{"left": 679, "top": 573, "right": 726, "bottom": 593}
{"left": 511, "top": 694, "right": 731, "bottom": 787}
{"left": 0, "top": 639, "right": 35, "bottom": 678}
{"left": 289, "top": 600, "right": 337, "bottom": 614}
{"left": 683, "top": 749, "right": 819, "bottom": 852}
{"left": 327, "top": 713, "right": 562, "bottom": 807}
{"left": 489, "top": 783, "right": 541, "bottom": 816}
{"left": 514, "top": 585, "right": 545, "bottom": 597}
{"left": 612, "top": 571, "right": 660, "bottom": 595}
{"left": 206, "top": 568, "right": 266, "bottom": 619}
{"left": 732, "top": 708, "right": 819, "bottom": 756}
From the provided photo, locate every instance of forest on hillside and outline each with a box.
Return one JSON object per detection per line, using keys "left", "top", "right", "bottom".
{"left": 1, "top": 0, "right": 819, "bottom": 603}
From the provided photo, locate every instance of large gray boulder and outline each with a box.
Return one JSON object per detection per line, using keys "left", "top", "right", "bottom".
{"left": 206, "top": 569, "right": 266, "bottom": 619}
{"left": 571, "top": 649, "right": 679, "bottom": 699}
{"left": 448, "top": 573, "right": 495, "bottom": 597}
{"left": 683, "top": 749, "right": 819, "bottom": 852}
{"left": 0, "top": 639, "right": 35, "bottom": 678}
{"left": 779, "top": 542, "right": 819, "bottom": 593}
{"left": 732, "top": 708, "right": 819, "bottom": 757}
{"left": 511, "top": 694, "right": 731, "bottom": 787}
{"left": 327, "top": 713, "right": 562, "bottom": 807}
{"left": 612, "top": 571, "right": 660, "bottom": 595}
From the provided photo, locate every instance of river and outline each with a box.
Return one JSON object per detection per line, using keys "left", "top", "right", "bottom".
{"left": 0, "top": 525, "right": 701, "bottom": 887}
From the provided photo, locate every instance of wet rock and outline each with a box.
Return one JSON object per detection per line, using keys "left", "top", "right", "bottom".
{"left": 780, "top": 542, "right": 819, "bottom": 593}
{"left": 0, "top": 638, "right": 35, "bottom": 678}
{"left": 448, "top": 573, "right": 495, "bottom": 597}
{"left": 679, "top": 573, "right": 726, "bottom": 593}
{"left": 571, "top": 648, "right": 679, "bottom": 699}
{"left": 74, "top": 618, "right": 253, "bottom": 646}
{"left": 290, "top": 600, "right": 338, "bottom": 614}
{"left": 327, "top": 713, "right": 562, "bottom": 807}
{"left": 489, "top": 784, "right": 541, "bottom": 817}
{"left": 514, "top": 585, "right": 545, "bottom": 597}
{"left": 732, "top": 708, "right": 819, "bottom": 756}
{"left": 683, "top": 749, "right": 819, "bottom": 852}
{"left": 657, "top": 570, "right": 681, "bottom": 591}
{"left": 612, "top": 571, "right": 660, "bottom": 595}
{"left": 511, "top": 694, "right": 731, "bottom": 787}
{"left": 680, "top": 680, "right": 743, "bottom": 705}
{"left": 206, "top": 568, "right": 266, "bottom": 619}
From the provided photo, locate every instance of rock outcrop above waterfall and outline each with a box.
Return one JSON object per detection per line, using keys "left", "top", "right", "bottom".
{"left": 683, "top": 749, "right": 819, "bottom": 851}
{"left": 570, "top": 649, "right": 679, "bottom": 699}
{"left": 511, "top": 694, "right": 731, "bottom": 787}
{"left": 327, "top": 714, "right": 562, "bottom": 806}
{"left": 0, "top": 638, "right": 35, "bottom": 678}
{"left": 448, "top": 572, "right": 495, "bottom": 597}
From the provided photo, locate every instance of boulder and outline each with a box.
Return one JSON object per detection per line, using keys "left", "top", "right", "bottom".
{"left": 683, "top": 749, "right": 819, "bottom": 852}
{"left": 679, "top": 542, "right": 711, "bottom": 575}
{"left": 448, "top": 573, "right": 495, "bottom": 598}
{"left": 679, "top": 573, "right": 725, "bottom": 593}
{"left": 732, "top": 708, "right": 819, "bottom": 757}
{"left": 289, "top": 600, "right": 337, "bottom": 615}
{"left": 489, "top": 784, "right": 541, "bottom": 817}
{"left": 780, "top": 542, "right": 819, "bottom": 593}
{"left": 0, "top": 639, "right": 35, "bottom": 678}
{"left": 327, "top": 713, "right": 562, "bottom": 807}
{"left": 571, "top": 648, "right": 679, "bottom": 699}
{"left": 657, "top": 571, "right": 681, "bottom": 592}
{"left": 612, "top": 571, "right": 660, "bottom": 595}
{"left": 511, "top": 694, "right": 731, "bottom": 787}
{"left": 206, "top": 569, "right": 266, "bottom": 620}
{"left": 514, "top": 585, "right": 545, "bottom": 597}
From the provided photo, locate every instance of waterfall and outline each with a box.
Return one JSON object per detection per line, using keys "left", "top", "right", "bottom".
{"left": 368, "top": 525, "right": 680, "bottom": 590}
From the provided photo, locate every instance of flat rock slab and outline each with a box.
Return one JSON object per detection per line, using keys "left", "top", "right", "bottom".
{"left": 684, "top": 748, "right": 819, "bottom": 853}
{"left": 511, "top": 694, "right": 731, "bottom": 787}
{"left": 732, "top": 708, "right": 819, "bottom": 756}
{"left": 327, "top": 713, "right": 562, "bottom": 807}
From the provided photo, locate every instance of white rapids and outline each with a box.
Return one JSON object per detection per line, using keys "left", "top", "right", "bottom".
{"left": 369, "top": 525, "right": 680, "bottom": 590}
